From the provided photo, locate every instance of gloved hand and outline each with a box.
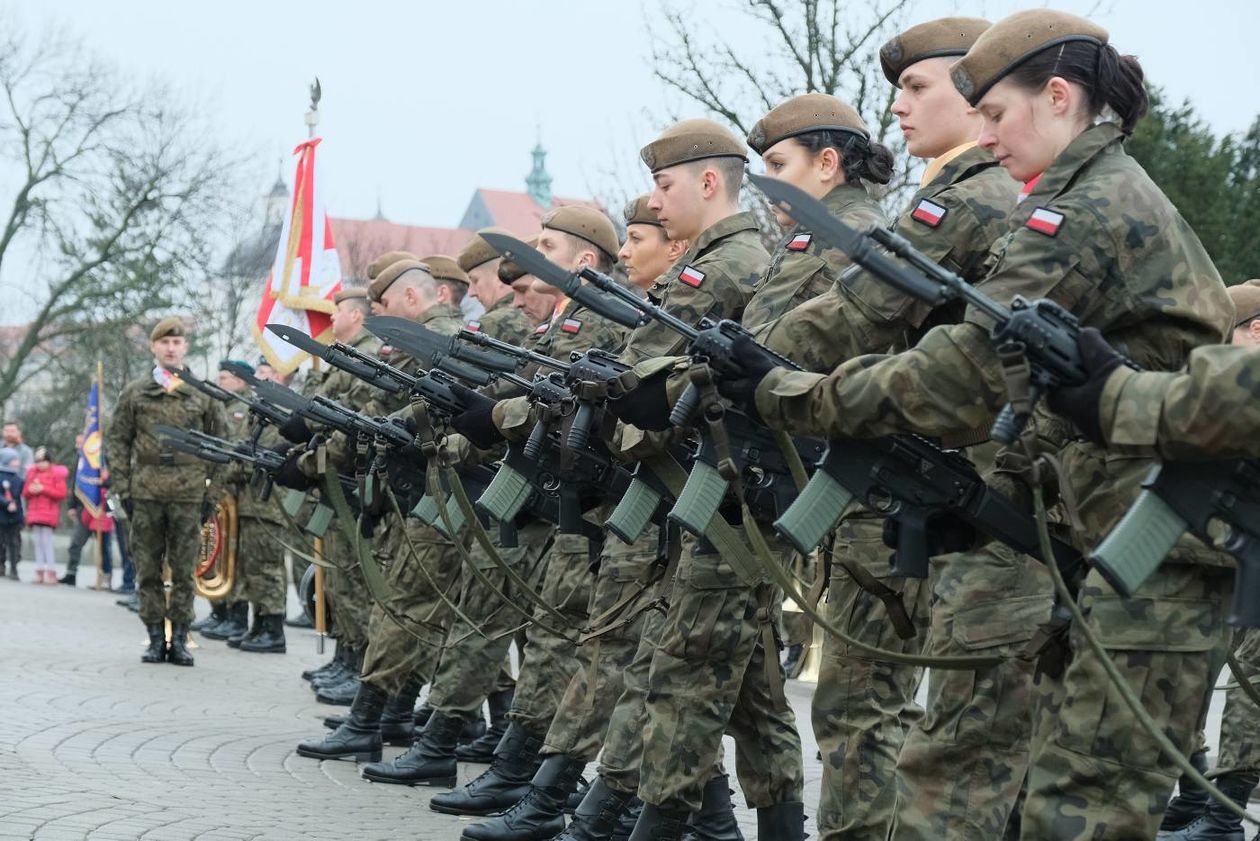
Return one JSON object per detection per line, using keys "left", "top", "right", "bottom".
{"left": 383, "top": 443, "right": 428, "bottom": 498}
{"left": 273, "top": 448, "right": 316, "bottom": 491}
{"left": 882, "top": 513, "right": 978, "bottom": 560}
{"left": 605, "top": 371, "right": 672, "bottom": 431}
{"left": 449, "top": 383, "right": 504, "bottom": 449}
{"left": 278, "top": 414, "right": 312, "bottom": 445}
{"left": 716, "top": 335, "right": 787, "bottom": 417}
{"left": 1046, "top": 327, "right": 1126, "bottom": 445}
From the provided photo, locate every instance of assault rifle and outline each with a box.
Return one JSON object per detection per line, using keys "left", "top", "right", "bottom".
{"left": 173, "top": 367, "right": 292, "bottom": 429}
{"left": 250, "top": 379, "right": 416, "bottom": 449}
{"left": 363, "top": 316, "right": 527, "bottom": 385}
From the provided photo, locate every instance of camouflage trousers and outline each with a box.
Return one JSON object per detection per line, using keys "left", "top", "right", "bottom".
{"left": 323, "top": 525, "right": 371, "bottom": 650}
{"left": 359, "top": 520, "right": 462, "bottom": 696}
{"left": 888, "top": 542, "right": 1052, "bottom": 841}
{"left": 233, "top": 517, "right": 287, "bottom": 615}
{"left": 637, "top": 531, "right": 804, "bottom": 812}
{"left": 507, "top": 532, "right": 594, "bottom": 738}
{"left": 813, "top": 516, "right": 927, "bottom": 841}
{"left": 426, "top": 522, "right": 554, "bottom": 714}
{"left": 132, "top": 499, "right": 202, "bottom": 625}
{"left": 542, "top": 527, "right": 664, "bottom": 761}
{"left": 1218, "top": 628, "right": 1260, "bottom": 772}
{"left": 1020, "top": 562, "right": 1233, "bottom": 840}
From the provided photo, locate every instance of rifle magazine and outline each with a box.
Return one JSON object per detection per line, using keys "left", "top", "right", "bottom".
{"left": 774, "top": 470, "right": 855, "bottom": 556}
{"left": 476, "top": 465, "right": 533, "bottom": 523}
{"left": 607, "top": 478, "right": 662, "bottom": 544}
{"left": 1089, "top": 489, "right": 1187, "bottom": 597}
{"left": 667, "top": 460, "right": 729, "bottom": 537}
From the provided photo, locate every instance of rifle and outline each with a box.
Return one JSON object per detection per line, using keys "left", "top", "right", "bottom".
{"left": 173, "top": 367, "right": 291, "bottom": 428}
{"left": 360, "top": 317, "right": 533, "bottom": 392}
{"left": 457, "top": 328, "right": 571, "bottom": 373}
{"left": 250, "top": 379, "right": 415, "bottom": 448}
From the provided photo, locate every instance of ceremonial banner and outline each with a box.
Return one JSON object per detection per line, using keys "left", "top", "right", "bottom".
{"left": 74, "top": 365, "right": 105, "bottom": 519}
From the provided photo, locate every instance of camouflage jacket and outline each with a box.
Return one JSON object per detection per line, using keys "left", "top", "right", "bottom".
{"left": 755, "top": 123, "right": 1234, "bottom": 553}
{"left": 368, "top": 302, "right": 466, "bottom": 418}
{"left": 741, "top": 183, "right": 887, "bottom": 337}
{"left": 108, "top": 374, "right": 226, "bottom": 503}
{"left": 1098, "top": 344, "right": 1260, "bottom": 459}
{"left": 621, "top": 211, "right": 767, "bottom": 364}
{"left": 468, "top": 292, "right": 532, "bottom": 346}
{"left": 222, "top": 405, "right": 284, "bottom": 523}
{"left": 758, "top": 145, "right": 1017, "bottom": 373}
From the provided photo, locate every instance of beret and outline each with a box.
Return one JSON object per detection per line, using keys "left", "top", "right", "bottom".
{"left": 622, "top": 194, "right": 661, "bottom": 228}
{"left": 747, "top": 93, "right": 868, "bottom": 155}
{"left": 366, "top": 250, "right": 418, "bottom": 281}
{"left": 457, "top": 227, "right": 513, "bottom": 272}
{"left": 420, "top": 254, "right": 470, "bottom": 286}
{"left": 1228, "top": 279, "right": 1260, "bottom": 327}
{"left": 951, "top": 9, "right": 1108, "bottom": 106}
{"left": 541, "top": 205, "right": 620, "bottom": 263}
{"left": 880, "top": 17, "right": 992, "bottom": 86}
{"left": 640, "top": 118, "right": 747, "bottom": 173}
{"left": 368, "top": 259, "right": 433, "bottom": 302}
{"left": 333, "top": 286, "right": 369, "bottom": 305}
{"left": 150, "top": 316, "right": 185, "bottom": 342}
{"left": 218, "top": 359, "right": 254, "bottom": 376}
{"left": 498, "top": 236, "right": 539, "bottom": 284}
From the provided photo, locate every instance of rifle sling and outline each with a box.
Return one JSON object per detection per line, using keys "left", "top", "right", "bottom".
{"left": 320, "top": 470, "right": 391, "bottom": 604}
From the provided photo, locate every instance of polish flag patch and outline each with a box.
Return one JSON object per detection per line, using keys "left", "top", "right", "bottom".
{"left": 467, "top": 321, "right": 481, "bottom": 332}
{"left": 911, "top": 199, "right": 947, "bottom": 228}
{"left": 561, "top": 318, "right": 583, "bottom": 334}
{"left": 786, "top": 233, "right": 812, "bottom": 251}
{"left": 534, "top": 322, "right": 550, "bottom": 335}
{"left": 679, "top": 265, "right": 706, "bottom": 288}
{"left": 1026, "top": 207, "right": 1065, "bottom": 237}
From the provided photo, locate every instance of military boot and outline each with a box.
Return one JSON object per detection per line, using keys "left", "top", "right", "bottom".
{"left": 360, "top": 710, "right": 466, "bottom": 787}
{"left": 1164, "top": 769, "right": 1260, "bottom": 841}
{"left": 458, "top": 687, "right": 515, "bottom": 763}
{"left": 459, "top": 753, "right": 586, "bottom": 840}
{"left": 627, "top": 804, "right": 690, "bottom": 841}
{"left": 312, "top": 646, "right": 359, "bottom": 690}
{"left": 239, "top": 615, "right": 287, "bottom": 653}
{"left": 227, "top": 610, "right": 259, "bottom": 648}
{"left": 296, "top": 681, "right": 388, "bottom": 762}
{"left": 191, "top": 601, "right": 226, "bottom": 633}
{"left": 554, "top": 776, "right": 642, "bottom": 841}
{"left": 167, "top": 625, "right": 195, "bottom": 667}
{"left": 379, "top": 676, "right": 423, "bottom": 747}
{"left": 303, "top": 640, "right": 344, "bottom": 682}
{"left": 755, "top": 802, "right": 805, "bottom": 841}
{"left": 429, "top": 723, "right": 545, "bottom": 816}
{"left": 567, "top": 777, "right": 592, "bottom": 815}
{"left": 202, "top": 601, "right": 247, "bottom": 640}
{"left": 414, "top": 703, "right": 434, "bottom": 728}
{"left": 1161, "top": 749, "right": 1212, "bottom": 831}
{"left": 140, "top": 623, "right": 167, "bottom": 664}
{"left": 685, "top": 775, "right": 744, "bottom": 841}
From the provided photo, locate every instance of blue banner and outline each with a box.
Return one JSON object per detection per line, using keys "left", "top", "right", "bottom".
{"left": 74, "top": 379, "right": 104, "bottom": 518}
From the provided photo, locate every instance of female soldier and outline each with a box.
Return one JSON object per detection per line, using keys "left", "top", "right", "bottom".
{"left": 732, "top": 10, "right": 1235, "bottom": 840}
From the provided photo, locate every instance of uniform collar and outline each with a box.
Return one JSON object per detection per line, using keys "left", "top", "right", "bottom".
{"left": 920, "top": 141, "right": 980, "bottom": 188}
{"left": 685, "top": 210, "right": 759, "bottom": 260}
{"left": 418, "top": 302, "right": 464, "bottom": 325}
{"left": 1025, "top": 122, "right": 1125, "bottom": 204}
{"left": 346, "top": 328, "right": 375, "bottom": 349}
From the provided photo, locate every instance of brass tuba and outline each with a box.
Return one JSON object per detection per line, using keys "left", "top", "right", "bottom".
{"left": 196, "top": 494, "right": 238, "bottom": 600}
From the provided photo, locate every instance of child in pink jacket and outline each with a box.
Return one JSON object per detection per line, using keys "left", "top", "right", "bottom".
{"left": 23, "top": 448, "right": 67, "bottom": 584}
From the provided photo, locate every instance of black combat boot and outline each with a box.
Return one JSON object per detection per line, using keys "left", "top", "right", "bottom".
{"left": 379, "top": 676, "right": 423, "bottom": 747}
{"left": 296, "top": 681, "right": 388, "bottom": 762}
{"left": 191, "top": 601, "right": 226, "bottom": 633}
{"left": 1164, "top": 769, "right": 1260, "bottom": 841}
{"left": 316, "top": 670, "right": 361, "bottom": 706}
{"left": 567, "top": 777, "right": 592, "bottom": 815}
{"left": 141, "top": 623, "right": 167, "bottom": 664}
{"left": 360, "top": 710, "right": 466, "bottom": 786}
{"left": 239, "top": 615, "right": 287, "bottom": 653}
{"left": 303, "top": 640, "right": 344, "bottom": 682}
{"left": 167, "top": 625, "right": 195, "bottom": 667}
{"left": 553, "top": 776, "right": 642, "bottom": 841}
{"left": 414, "top": 703, "right": 434, "bottom": 728}
{"left": 429, "top": 723, "right": 546, "bottom": 816}
{"left": 458, "top": 687, "right": 515, "bottom": 763}
{"left": 312, "top": 646, "right": 359, "bottom": 690}
{"left": 754, "top": 802, "right": 805, "bottom": 841}
{"left": 57, "top": 572, "right": 76, "bottom": 586}
{"left": 1161, "top": 748, "right": 1212, "bottom": 831}
{"left": 227, "top": 611, "right": 259, "bottom": 648}
{"left": 627, "top": 804, "right": 690, "bottom": 841}
{"left": 202, "top": 601, "right": 248, "bottom": 640}
{"left": 686, "top": 775, "right": 744, "bottom": 840}
{"left": 459, "top": 753, "right": 586, "bottom": 840}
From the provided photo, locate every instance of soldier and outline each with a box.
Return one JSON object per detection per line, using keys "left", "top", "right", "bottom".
{"left": 107, "top": 316, "right": 225, "bottom": 667}
{"left": 461, "top": 227, "right": 536, "bottom": 346}
{"left": 735, "top": 11, "right": 1235, "bottom": 839}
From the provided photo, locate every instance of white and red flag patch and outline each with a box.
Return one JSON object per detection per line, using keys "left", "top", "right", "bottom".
{"left": 1026, "top": 207, "right": 1065, "bottom": 237}
{"left": 466, "top": 321, "right": 481, "bottom": 332}
{"left": 678, "top": 265, "right": 706, "bottom": 288}
{"left": 534, "top": 322, "right": 550, "bottom": 335}
{"left": 786, "top": 233, "right": 812, "bottom": 251}
{"left": 561, "top": 318, "right": 583, "bottom": 334}
{"left": 910, "top": 199, "right": 947, "bottom": 227}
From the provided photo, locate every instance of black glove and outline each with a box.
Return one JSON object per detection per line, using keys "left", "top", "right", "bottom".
{"left": 716, "top": 336, "right": 786, "bottom": 416}
{"left": 383, "top": 443, "right": 428, "bottom": 498}
{"left": 273, "top": 449, "right": 316, "bottom": 491}
{"left": 606, "top": 371, "right": 673, "bottom": 431}
{"left": 278, "top": 414, "right": 312, "bottom": 445}
{"left": 882, "top": 513, "right": 978, "bottom": 559}
{"left": 449, "top": 383, "right": 504, "bottom": 449}
{"left": 1046, "top": 328, "right": 1126, "bottom": 445}
{"left": 269, "top": 442, "right": 293, "bottom": 458}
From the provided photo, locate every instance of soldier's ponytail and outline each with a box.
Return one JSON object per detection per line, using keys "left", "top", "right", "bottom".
{"left": 1007, "top": 41, "right": 1149, "bottom": 135}
{"left": 795, "top": 130, "right": 895, "bottom": 186}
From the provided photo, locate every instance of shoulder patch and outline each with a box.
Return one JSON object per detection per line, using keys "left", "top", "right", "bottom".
{"left": 232, "top": 411, "right": 245, "bottom": 421}
{"left": 534, "top": 322, "right": 550, "bottom": 335}
{"left": 910, "top": 199, "right": 947, "bottom": 228}
{"left": 678, "top": 265, "right": 706, "bottom": 288}
{"left": 786, "top": 233, "right": 812, "bottom": 251}
{"left": 1026, "top": 207, "right": 1064, "bottom": 237}
{"left": 561, "top": 318, "right": 583, "bottom": 334}
{"left": 466, "top": 321, "right": 481, "bottom": 332}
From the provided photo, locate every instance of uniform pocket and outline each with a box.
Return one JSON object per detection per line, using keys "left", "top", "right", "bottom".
{"left": 951, "top": 593, "right": 1053, "bottom": 651}
{"left": 660, "top": 553, "right": 755, "bottom": 661}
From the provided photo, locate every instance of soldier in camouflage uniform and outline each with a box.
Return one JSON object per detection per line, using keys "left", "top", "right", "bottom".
{"left": 107, "top": 316, "right": 225, "bottom": 667}
{"left": 740, "top": 11, "right": 1237, "bottom": 839}
{"left": 463, "top": 227, "right": 536, "bottom": 346}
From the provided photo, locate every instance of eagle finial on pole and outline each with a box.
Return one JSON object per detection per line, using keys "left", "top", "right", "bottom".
{"left": 305, "top": 77, "right": 321, "bottom": 136}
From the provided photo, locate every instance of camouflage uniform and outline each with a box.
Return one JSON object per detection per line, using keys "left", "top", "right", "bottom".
{"left": 1217, "top": 629, "right": 1260, "bottom": 774}
{"left": 107, "top": 374, "right": 225, "bottom": 625}
{"left": 467, "top": 292, "right": 533, "bottom": 347}
{"left": 754, "top": 124, "right": 1236, "bottom": 840}
{"left": 222, "top": 408, "right": 286, "bottom": 615}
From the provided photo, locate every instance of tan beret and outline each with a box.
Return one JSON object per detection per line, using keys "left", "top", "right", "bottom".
{"left": 623, "top": 194, "right": 661, "bottom": 228}
{"left": 498, "top": 237, "right": 539, "bottom": 285}
{"left": 951, "top": 10, "right": 1108, "bottom": 106}
{"left": 457, "top": 227, "right": 513, "bottom": 272}
{"left": 880, "top": 17, "right": 992, "bottom": 86}
{"left": 150, "top": 316, "right": 185, "bottom": 342}
{"left": 747, "top": 93, "right": 869, "bottom": 156}
{"left": 333, "top": 286, "right": 369, "bottom": 305}
{"left": 421, "top": 255, "right": 470, "bottom": 287}
{"left": 640, "top": 118, "right": 747, "bottom": 173}
{"left": 368, "top": 259, "right": 433, "bottom": 302}
{"left": 366, "top": 250, "right": 418, "bottom": 281}
{"left": 541, "top": 206, "right": 620, "bottom": 262}
{"left": 1228, "top": 279, "right": 1260, "bottom": 327}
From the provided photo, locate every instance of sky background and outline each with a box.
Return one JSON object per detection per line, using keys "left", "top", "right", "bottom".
{"left": 0, "top": 0, "right": 1256, "bottom": 323}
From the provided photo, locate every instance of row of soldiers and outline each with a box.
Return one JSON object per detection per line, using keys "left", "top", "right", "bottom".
{"left": 106, "top": 7, "right": 1260, "bottom": 841}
